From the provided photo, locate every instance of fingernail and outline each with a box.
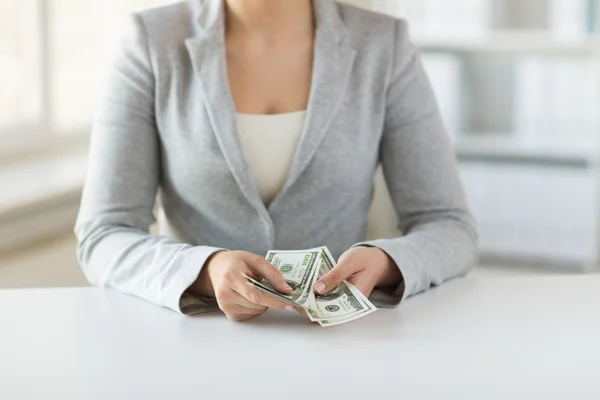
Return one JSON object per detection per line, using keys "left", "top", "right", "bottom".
{"left": 283, "top": 283, "right": 293, "bottom": 291}
{"left": 284, "top": 306, "right": 295, "bottom": 312}
{"left": 315, "top": 282, "right": 326, "bottom": 294}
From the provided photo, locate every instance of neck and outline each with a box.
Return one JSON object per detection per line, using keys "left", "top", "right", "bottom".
{"left": 225, "top": 0, "right": 314, "bottom": 39}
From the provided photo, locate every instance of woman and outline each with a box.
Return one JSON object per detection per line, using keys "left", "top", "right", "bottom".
{"left": 75, "top": 0, "right": 477, "bottom": 321}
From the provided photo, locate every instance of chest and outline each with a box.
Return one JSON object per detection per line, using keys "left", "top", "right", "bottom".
{"left": 157, "top": 34, "right": 391, "bottom": 206}
{"left": 225, "top": 43, "right": 314, "bottom": 115}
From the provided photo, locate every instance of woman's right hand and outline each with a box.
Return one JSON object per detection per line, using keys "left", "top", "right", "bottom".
{"left": 195, "top": 251, "right": 295, "bottom": 321}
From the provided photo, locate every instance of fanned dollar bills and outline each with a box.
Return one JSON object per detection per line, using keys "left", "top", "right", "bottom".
{"left": 244, "top": 246, "right": 376, "bottom": 327}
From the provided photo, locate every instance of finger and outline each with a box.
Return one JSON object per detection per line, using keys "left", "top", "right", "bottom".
{"left": 228, "top": 291, "right": 268, "bottom": 311}
{"left": 227, "top": 310, "right": 266, "bottom": 322}
{"left": 220, "top": 297, "right": 267, "bottom": 317}
{"left": 224, "top": 304, "right": 267, "bottom": 316}
{"left": 314, "top": 261, "right": 360, "bottom": 295}
{"left": 246, "top": 255, "right": 293, "bottom": 294}
{"left": 237, "top": 282, "right": 296, "bottom": 311}
{"left": 295, "top": 307, "right": 309, "bottom": 319}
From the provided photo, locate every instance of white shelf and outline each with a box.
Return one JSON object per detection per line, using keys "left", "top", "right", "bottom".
{"left": 453, "top": 135, "right": 598, "bottom": 165}
{"left": 416, "top": 32, "right": 600, "bottom": 55}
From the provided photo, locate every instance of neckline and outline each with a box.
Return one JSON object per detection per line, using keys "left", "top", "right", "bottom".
{"left": 236, "top": 110, "right": 307, "bottom": 118}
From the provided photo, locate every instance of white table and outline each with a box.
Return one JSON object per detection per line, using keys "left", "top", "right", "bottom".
{"left": 1, "top": 276, "right": 599, "bottom": 399}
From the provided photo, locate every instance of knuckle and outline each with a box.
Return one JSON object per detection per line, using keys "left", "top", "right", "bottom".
{"left": 264, "top": 299, "right": 280, "bottom": 309}
{"left": 263, "top": 271, "right": 279, "bottom": 285}
{"left": 222, "top": 271, "right": 237, "bottom": 285}
{"left": 266, "top": 268, "right": 284, "bottom": 284}
{"left": 256, "top": 256, "right": 275, "bottom": 271}
{"left": 248, "top": 291, "right": 261, "bottom": 305}
{"left": 262, "top": 259, "right": 276, "bottom": 270}
{"left": 269, "top": 267, "right": 284, "bottom": 280}
{"left": 215, "top": 286, "right": 229, "bottom": 299}
{"left": 225, "top": 253, "right": 242, "bottom": 266}
{"left": 251, "top": 253, "right": 267, "bottom": 264}
{"left": 246, "top": 252, "right": 260, "bottom": 262}
{"left": 240, "top": 251, "right": 257, "bottom": 264}
{"left": 220, "top": 305, "right": 232, "bottom": 314}
{"left": 217, "top": 299, "right": 233, "bottom": 312}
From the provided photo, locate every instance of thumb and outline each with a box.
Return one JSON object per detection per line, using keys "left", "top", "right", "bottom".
{"left": 247, "top": 254, "right": 293, "bottom": 294}
{"left": 314, "top": 262, "right": 357, "bottom": 295}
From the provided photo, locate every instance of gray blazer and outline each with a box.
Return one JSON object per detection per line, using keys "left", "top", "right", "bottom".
{"left": 75, "top": 0, "right": 478, "bottom": 315}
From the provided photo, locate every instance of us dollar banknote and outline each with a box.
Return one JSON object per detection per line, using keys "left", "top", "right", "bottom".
{"left": 245, "top": 246, "right": 376, "bottom": 327}
{"left": 244, "top": 248, "right": 321, "bottom": 308}
{"left": 307, "top": 247, "right": 376, "bottom": 326}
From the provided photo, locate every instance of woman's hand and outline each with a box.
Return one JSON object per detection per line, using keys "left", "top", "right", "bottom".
{"left": 191, "top": 251, "right": 295, "bottom": 321}
{"left": 313, "top": 246, "right": 403, "bottom": 298}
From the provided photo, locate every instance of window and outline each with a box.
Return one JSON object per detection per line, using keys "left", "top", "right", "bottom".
{"left": 0, "top": 0, "right": 43, "bottom": 135}
{"left": 0, "top": 0, "right": 176, "bottom": 151}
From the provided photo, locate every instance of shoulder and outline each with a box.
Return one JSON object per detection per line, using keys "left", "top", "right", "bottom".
{"left": 133, "top": 0, "right": 199, "bottom": 44}
{"left": 334, "top": 2, "right": 411, "bottom": 52}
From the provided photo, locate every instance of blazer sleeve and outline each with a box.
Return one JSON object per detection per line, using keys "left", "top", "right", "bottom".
{"left": 75, "top": 15, "right": 224, "bottom": 315}
{"left": 355, "top": 20, "right": 478, "bottom": 307}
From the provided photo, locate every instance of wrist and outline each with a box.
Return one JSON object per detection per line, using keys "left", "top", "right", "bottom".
{"left": 372, "top": 248, "right": 402, "bottom": 288}
{"left": 189, "top": 251, "right": 225, "bottom": 298}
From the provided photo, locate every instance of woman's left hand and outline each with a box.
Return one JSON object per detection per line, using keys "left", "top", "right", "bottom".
{"left": 313, "top": 246, "right": 403, "bottom": 298}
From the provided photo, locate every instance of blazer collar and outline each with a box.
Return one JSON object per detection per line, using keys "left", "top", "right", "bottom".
{"left": 185, "top": 0, "right": 356, "bottom": 229}
{"left": 192, "top": 0, "right": 224, "bottom": 41}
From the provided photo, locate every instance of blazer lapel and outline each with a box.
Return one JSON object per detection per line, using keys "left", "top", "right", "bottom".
{"left": 185, "top": 0, "right": 357, "bottom": 219}
{"left": 270, "top": 0, "right": 357, "bottom": 208}
{"left": 185, "top": 0, "right": 269, "bottom": 219}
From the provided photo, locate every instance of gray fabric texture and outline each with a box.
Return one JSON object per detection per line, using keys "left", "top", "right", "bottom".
{"left": 75, "top": 0, "right": 478, "bottom": 315}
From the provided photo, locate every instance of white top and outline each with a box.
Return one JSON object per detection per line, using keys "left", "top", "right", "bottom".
{"left": 237, "top": 110, "right": 306, "bottom": 204}
{"left": 2, "top": 275, "right": 600, "bottom": 399}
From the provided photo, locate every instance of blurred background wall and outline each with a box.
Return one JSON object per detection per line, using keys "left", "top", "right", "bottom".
{"left": 1, "top": 0, "right": 599, "bottom": 288}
